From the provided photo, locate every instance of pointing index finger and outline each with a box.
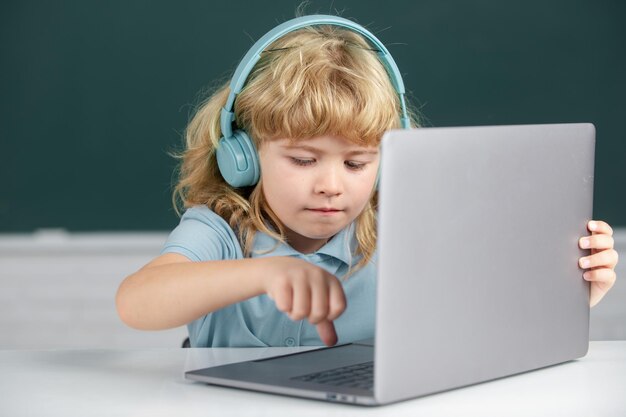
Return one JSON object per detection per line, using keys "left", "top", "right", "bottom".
{"left": 316, "top": 319, "right": 338, "bottom": 347}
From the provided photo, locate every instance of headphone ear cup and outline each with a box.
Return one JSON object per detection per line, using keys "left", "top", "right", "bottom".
{"left": 215, "top": 130, "right": 261, "bottom": 187}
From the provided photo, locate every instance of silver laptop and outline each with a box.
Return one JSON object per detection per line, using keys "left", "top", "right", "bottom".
{"left": 185, "top": 123, "right": 595, "bottom": 406}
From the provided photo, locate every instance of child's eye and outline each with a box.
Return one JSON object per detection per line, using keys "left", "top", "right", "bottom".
{"left": 345, "top": 161, "right": 366, "bottom": 170}
{"left": 290, "top": 157, "right": 315, "bottom": 166}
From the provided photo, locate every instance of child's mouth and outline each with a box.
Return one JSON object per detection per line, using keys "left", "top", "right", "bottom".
{"left": 307, "top": 207, "right": 342, "bottom": 214}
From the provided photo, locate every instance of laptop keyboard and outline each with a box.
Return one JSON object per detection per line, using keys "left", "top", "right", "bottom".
{"left": 291, "top": 361, "right": 374, "bottom": 391}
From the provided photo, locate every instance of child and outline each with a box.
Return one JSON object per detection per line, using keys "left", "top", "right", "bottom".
{"left": 116, "top": 15, "right": 619, "bottom": 348}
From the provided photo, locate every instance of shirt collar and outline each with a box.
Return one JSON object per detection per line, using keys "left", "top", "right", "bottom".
{"left": 251, "top": 222, "right": 359, "bottom": 266}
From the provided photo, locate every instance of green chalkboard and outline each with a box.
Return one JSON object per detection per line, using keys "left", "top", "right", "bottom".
{"left": 1, "top": 0, "right": 624, "bottom": 231}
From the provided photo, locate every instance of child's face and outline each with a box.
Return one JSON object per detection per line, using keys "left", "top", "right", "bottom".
{"left": 258, "top": 134, "right": 379, "bottom": 254}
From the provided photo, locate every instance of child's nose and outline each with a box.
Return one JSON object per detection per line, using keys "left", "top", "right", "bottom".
{"left": 314, "top": 165, "right": 343, "bottom": 196}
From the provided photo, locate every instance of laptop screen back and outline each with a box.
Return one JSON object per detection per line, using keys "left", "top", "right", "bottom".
{"left": 374, "top": 123, "right": 594, "bottom": 404}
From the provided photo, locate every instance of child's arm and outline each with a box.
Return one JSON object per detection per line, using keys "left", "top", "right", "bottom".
{"left": 115, "top": 254, "right": 346, "bottom": 346}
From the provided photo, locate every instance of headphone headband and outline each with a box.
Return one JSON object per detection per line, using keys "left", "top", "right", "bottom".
{"left": 220, "top": 14, "right": 410, "bottom": 138}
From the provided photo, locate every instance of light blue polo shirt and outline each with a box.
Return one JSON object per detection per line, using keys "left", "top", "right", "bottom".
{"left": 160, "top": 205, "right": 377, "bottom": 347}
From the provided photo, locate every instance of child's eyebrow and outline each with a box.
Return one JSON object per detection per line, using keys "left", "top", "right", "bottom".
{"left": 281, "top": 144, "right": 379, "bottom": 156}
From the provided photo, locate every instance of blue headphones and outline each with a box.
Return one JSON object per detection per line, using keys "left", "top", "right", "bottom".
{"left": 216, "top": 14, "right": 410, "bottom": 188}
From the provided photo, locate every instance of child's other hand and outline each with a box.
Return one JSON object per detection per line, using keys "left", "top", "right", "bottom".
{"left": 579, "top": 220, "right": 619, "bottom": 307}
{"left": 262, "top": 257, "right": 347, "bottom": 346}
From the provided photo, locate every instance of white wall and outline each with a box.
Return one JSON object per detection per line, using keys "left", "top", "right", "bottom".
{"left": 0, "top": 231, "right": 186, "bottom": 349}
{"left": 1, "top": 229, "right": 624, "bottom": 349}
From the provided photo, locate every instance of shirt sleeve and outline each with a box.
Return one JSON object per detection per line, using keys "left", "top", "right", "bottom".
{"left": 160, "top": 206, "right": 243, "bottom": 261}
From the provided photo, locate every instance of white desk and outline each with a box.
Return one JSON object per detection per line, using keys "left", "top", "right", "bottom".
{"left": 1, "top": 341, "right": 624, "bottom": 416}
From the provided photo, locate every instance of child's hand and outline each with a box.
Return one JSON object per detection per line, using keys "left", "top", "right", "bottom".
{"left": 579, "top": 220, "right": 619, "bottom": 307}
{"left": 262, "top": 257, "right": 347, "bottom": 346}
